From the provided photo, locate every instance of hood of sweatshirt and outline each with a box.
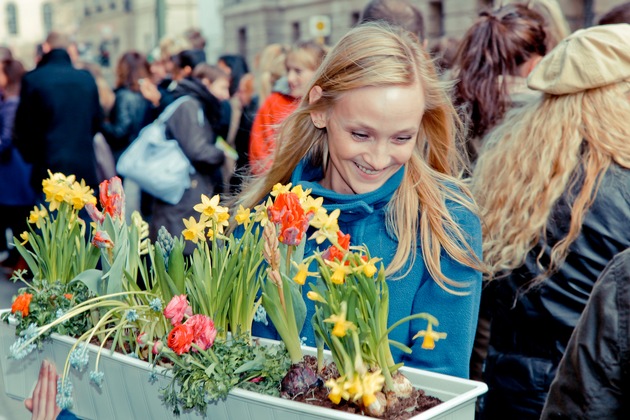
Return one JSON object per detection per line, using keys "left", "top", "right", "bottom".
{"left": 289, "top": 158, "right": 404, "bottom": 223}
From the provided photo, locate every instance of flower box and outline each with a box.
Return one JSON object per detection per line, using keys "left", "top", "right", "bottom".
{"left": 1, "top": 310, "right": 487, "bottom": 419}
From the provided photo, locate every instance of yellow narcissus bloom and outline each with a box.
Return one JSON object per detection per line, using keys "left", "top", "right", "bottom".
{"left": 306, "top": 291, "right": 327, "bottom": 303}
{"left": 357, "top": 257, "right": 381, "bottom": 278}
{"left": 325, "top": 376, "right": 350, "bottom": 405}
{"left": 347, "top": 374, "right": 363, "bottom": 398}
{"left": 28, "top": 205, "right": 48, "bottom": 229}
{"left": 412, "top": 321, "right": 447, "bottom": 350}
{"left": 270, "top": 182, "right": 292, "bottom": 196}
{"left": 293, "top": 262, "right": 309, "bottom": 285}
{"left": 19, "top": 231, "right": 29, "bottom": 245}
{"left": 301, "top": 195, "right": 324, "bottom": 217}
{"left": 253, "top": 198, "right": 273, "bottom": 227}
{"left": 361, "top": 370, "right": 385, "bottom": 407}
{"left": 324, "top": 302, "right": 355, "bottom": 337}
{"left": 66, "top": 180, "right": 96, "bottom": 210}
{"left": 234, "top": 205, "right": 251, "bottom": 226}
{"left": 326, "top": 260, "right": 352, "bottom": 285}
{"left": 42, "top": 171, "right": 76, "bottom": 211}
{"left": 309, "top": 208, "right": 340, "bottom": 244}
{"left": 290, "top": 184, "right": 312, "bottom": 201}
{"left": 212, "top": 209, "right": 230, "bottom": 234}
{"left": 193, "top": 194, "right": 221, "bottom": 218}
{"left": 182, "top": 216, "right": 207, "bottom": 243}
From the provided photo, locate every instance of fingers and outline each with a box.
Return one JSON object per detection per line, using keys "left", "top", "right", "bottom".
{"left": 44, "top": 360, "right": 59, "bottom": 418}
{"left": 30, "top": 360, "right": 62, "bottom": 420}
{"left": 24, "top": 397, "right": 34, "bottom": 412}
{"left": 30, "top": 360, "right": 46, "bottom": 417}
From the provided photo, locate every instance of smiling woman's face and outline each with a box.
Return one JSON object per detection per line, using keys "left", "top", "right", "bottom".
{"left": 311, "top": 84, "right": 425, "bottom": 195}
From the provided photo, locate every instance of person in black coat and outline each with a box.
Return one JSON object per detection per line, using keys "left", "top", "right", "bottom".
{"left": 14, "top": 31, "right": 102, "bottom": 191}
{"left": 541, "top": 247, "right": 630, "bottom": 419}
{"left": 470, "top": 24, "right": 630, "bottom": 419}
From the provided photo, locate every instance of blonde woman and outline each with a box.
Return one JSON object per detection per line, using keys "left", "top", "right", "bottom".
{"left": 237, "top": 23, "right": 483, "bottom": 378}
{"left": 471, "top": 24, "right": 630, "bottom": 418}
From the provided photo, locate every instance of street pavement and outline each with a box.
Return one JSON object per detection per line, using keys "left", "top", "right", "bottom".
{"left": 0, "top": 267, "right": 33, "bottom": 420}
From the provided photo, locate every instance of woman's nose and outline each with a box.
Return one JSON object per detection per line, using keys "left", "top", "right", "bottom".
{"left": 364, "top": 142, "right": 389, "bottom": 170}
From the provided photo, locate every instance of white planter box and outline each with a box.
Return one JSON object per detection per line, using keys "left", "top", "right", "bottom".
{"left": 1, "top": 310, "right": 487, "bottom": 419}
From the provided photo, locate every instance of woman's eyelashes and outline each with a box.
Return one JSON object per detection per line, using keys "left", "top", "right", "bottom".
{"left": 350, "top": 131, "right": 415, "bottom": 143}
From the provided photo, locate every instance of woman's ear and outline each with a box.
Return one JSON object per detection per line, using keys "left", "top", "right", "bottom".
{"left": 309, "top": 85, "right": 326, "bottom": 128}
{"left": 309, "top": 85, "right": 323, "bottom": 104}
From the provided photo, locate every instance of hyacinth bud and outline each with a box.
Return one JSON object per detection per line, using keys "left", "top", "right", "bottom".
{"left": 157, "top": 226, "right": 174, "bottom": 256}
{"left": 262, "top": 222, "right": 281, "bottom": 270}
{"left": 268, "top": 268, "right": 283, "bottom": 288}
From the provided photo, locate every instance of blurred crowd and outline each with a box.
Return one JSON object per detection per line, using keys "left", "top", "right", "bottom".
{"left": 2, "top": 1, "right": 630, "bottom": 419}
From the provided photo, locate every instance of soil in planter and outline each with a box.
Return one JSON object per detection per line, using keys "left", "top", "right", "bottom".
{"left": 284, "top": 356, "right": 442, "bottom": 419}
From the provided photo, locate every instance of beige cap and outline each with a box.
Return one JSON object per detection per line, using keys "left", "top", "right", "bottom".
{"left": 527, "top": 23, "right": 630, "bottom": 95}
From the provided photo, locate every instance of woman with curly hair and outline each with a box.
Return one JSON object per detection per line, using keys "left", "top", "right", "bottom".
{"left": 471, "top": 24, "right": 630, "bottom": 418}
{"left": 452, "top": 3, "right": 547, "bottom": 164}
{"left": 236, "top": 23, "right": 483, "bottom": 377}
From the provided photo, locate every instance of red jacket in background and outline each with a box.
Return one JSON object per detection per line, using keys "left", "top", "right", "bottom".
{"left": 248, "top": 92, "right": 297, "bottom": 176}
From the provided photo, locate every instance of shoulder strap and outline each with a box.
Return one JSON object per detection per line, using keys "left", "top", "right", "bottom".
{"left": 157, "top": 95, "right": 192, "bottom": 123}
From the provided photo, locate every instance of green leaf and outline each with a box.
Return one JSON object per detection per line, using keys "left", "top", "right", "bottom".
{"left": 71, "top": 269, "right": 105, "bottom": 296}
{"left": 205, "top": 362, "right": 217, "bottom": 377}
{"left": 167, "top": 238, "right": 186, "bottom": 294}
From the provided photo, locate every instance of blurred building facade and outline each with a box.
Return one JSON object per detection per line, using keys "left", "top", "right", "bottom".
{"left": 0, "top": 0, "right": 626, "bottom": 71}
{"left": 221, "top": 0, "right": 628, "bottom": 67}
{"left": 0, "top": 0, "right": 223, "bottom": 70}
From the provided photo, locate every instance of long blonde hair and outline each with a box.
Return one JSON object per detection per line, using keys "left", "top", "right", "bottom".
{"left": 236, "top": 23, "right": 482, "bottom": 293}
{"left": 472, "top": 82, "right": 630, "bottom": 281}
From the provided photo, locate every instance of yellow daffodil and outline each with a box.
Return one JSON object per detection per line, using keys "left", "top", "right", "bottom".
{"left": 292, "top": 262, "right": 309, "bottom": 285}
{"left": 212, "top": 209, "right": 230, "bottom": 234}
{"left": 28, "top": 205, "right": 48, "bottom": 229}
{"left": 301, "top": 195, "right": 325, "bottom": 217}
{"left": 347, "top": 374, "right": 363, "bottom": 398}
{"left": 357, "top": 257, "right": 381, "bottom": 278}
{"left": 324, "top": 302, "right": 355, "bottom": 337}
{"left": 306, "top": 291, "right": 327, "bottom": 303}
{"left": 253, "top": 198, "right": 272, "bottom": 226}
{"left": 309, "top": 208, "right": 340, "bottom": 244}
{"left": 193, "top": 194, "right": 221, "bottom": 218}
{"left": 19, "top": 231, "right": 29, "bottom": 245}
{"left": 290, "top": 184, "right": 312, "bottom": 201}
{"left": 270, "top": 183, "right": 292, "bottom": 196}
{"left": 66, "top": 181, "right": 96, "bottom": 210}
{"left": 234, "top": 205, "right": 251, "bottom": 226}
{"left": 361, "top": 370, "right": 385, "bottom": 407}
{"left": 182, "top": 216, "right": 207, "bottom": 243}
{"left": 326, "top": 260, "right": 352, "bottom": 285}
{"left": 412, "top": 321, "right": 447, "bottom": 350}
{"left": 325, "top": 377, "right": 350, "bottom": 405}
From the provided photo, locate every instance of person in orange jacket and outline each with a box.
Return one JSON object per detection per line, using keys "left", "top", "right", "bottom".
{"left": 248, "top": 40, "right": 327, "bottom": 176}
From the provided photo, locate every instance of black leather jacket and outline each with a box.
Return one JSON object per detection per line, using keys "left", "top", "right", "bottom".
{"left": 541, "top": 248, "right": 630, "bottom": 419}
{"left": 102, "top": 87, "right": 152, "bottom": 161}
{"left": 481, "top": 164, "right": 630, "bottom": 419}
